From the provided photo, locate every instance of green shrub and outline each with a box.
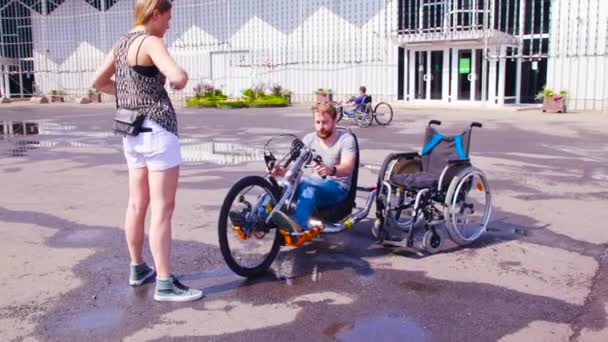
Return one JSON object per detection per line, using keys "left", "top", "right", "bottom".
{"left": 250, "top": 95, "right": 288, "bottom": 106}
{"left": 536, "top": 86, "right": 568, "bottom": 102}
{"left": 243, "top": 88, "right": 255, "bottom": 99}
{"left": 186, "top": 98, "right": 199, "bottom": 106}
{"left": 216, "top": 99, "right": 247, "bottom": 108}
{"left": 199, "top": 98, "right": 218, "bottom": 106}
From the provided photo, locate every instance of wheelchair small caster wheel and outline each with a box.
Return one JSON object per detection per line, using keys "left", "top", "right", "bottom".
{"left": 422, "top": 230, "right": 442, "bottom": 254}
{"left": 372, "top": 219, "right": 382, "bottom": 238}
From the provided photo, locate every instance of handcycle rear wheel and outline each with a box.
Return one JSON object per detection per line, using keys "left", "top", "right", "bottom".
{"left": 218, "top": 176, "right": 282, "bottom": 277}
{"left": 373, "top": 102, "right": 394, "bottom": 125}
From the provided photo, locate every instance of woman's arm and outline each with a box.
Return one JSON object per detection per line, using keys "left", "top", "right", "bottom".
{"left": 91, "top": 48, "right": 116, "bottom": 95}
{"left": 145, "top": 36, "right": 189, "bottom": 90}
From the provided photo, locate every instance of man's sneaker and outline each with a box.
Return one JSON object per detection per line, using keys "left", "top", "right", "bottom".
{"left": 270, "top": 210, "right": 304, "bottom": 233}
{"left": 154, "top": 276, "right": 204, "bottom": 302}
{"left": 228, "top": 209, "right": 246, "bottom": 227}
{"left": 129, "top": 262, "right": 156, "bottom": 286}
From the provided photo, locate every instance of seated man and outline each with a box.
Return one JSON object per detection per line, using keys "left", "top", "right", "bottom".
{"left": 270, "top": 102, "right": 357, "bottom": 232}
{"left": 345, "top": 85, "right": 368, "bottom": 115}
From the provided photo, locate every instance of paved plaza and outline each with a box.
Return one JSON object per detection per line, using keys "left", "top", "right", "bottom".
{"left": 1, "top": 102, "right": 607, "bottom": 341}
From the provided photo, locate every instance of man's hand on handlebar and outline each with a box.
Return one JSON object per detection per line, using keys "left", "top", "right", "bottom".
{"left": 314, "top": 163, "right": 332, "bottom": 177}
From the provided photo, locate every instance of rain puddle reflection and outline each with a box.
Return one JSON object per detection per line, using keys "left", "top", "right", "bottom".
{"left": 330, "top": 316, "right": 427, "bottom": 342}
{"left": 1, "top": 120, "right": 265, "bottom": 165}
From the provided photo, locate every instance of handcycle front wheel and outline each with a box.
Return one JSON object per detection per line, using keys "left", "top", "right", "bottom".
{"left": 355, "top": 105, "right": 374, "bottom": 128}
{"left": 218, "top": 175, "right": 283, "bottom": 277}
{"left": 336, "top": 106, "right": 344, "bottom": 122}
{"left": 374, "top": 102, "right": 394, "bottom": 125}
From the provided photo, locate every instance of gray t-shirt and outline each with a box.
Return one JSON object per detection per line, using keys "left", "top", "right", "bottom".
{"left": 302, "top": 130, "right": 357, "bottom": 190}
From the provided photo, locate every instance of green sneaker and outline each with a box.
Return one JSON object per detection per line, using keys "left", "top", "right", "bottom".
{"left": 129, "top": 262, "right": 155, "bottom": 286}
{"left": 154, "top": 276, "right": 204, "bottom": 302}
{"left": 270, "top": 210, "right": 304, "bottom": 233}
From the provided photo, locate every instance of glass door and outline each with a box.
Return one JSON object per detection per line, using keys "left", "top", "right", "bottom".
{"left": 430, "top": 50, "right": 443, "bottom": 100}
{"left": 413, "top": 49, "right": 444, "bottom": 101}
{"left": 456, "top": 48, "right": 483, "bottom": 101}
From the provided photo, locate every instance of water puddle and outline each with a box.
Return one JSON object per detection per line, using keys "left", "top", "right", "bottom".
{"left": 181, "top": 142, "right": 264, "bottom": 165}
{"left": 68, "top": 308, "right": 122, "bottom": 331}
{"left": 59, "top": 228, "right": 109, "bottom": 245}
{"left": 328, "top": 316, "right": 427, "bottom": 341}
{"left": 1, "top": 120, "right": 265, "bottom": 165}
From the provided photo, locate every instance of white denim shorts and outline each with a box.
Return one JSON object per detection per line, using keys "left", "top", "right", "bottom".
{"left": 122, "top": 118, "right": 182, "bottom": 171}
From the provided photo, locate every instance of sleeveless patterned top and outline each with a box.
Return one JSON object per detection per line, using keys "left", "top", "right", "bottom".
{"left": 114, "top": 31, "right": 178, "bottom": 135}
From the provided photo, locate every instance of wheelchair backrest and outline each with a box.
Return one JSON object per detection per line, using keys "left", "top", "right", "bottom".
{"left": 420, "top": 126, "right": 470, "bottom": 176}
{"left": 354, "top": 95, "right": 372, "bottom": 111}
{"left": 340, "top": 127, "right": 359, "bottom": 204}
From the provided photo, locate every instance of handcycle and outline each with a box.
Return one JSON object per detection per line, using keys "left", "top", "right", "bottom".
{"left": 332, "top": 95, "right": 394, "bottom": 128}
{"left": 373, "top": 120, "right": 492, "bottom": 253}
{"left": 217, "top": 127, "right": 377, "bottom": 277}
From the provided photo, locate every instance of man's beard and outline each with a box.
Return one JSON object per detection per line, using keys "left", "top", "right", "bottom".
{"left": 316, "top": 129, "right": 331, "bottom": 139}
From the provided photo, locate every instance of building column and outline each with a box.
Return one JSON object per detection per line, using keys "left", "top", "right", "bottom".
{"left": 451, "top": 49, "right": 458, "bottom": 102}
{"left": 497, "top": 46, "right": 507, "bottom": 105}
{"left": 3, "top": 65, "right": 10, "bottom": 98}
{"left": 442, "top": 48, "right": 449, "bottom": 101}
{"left": 488, "top": 48, "right": 498, "bottom": 105}
{"left": 0, "top": 65, "right": 5, "bottom": 97}
{"left": 18, "top": 63, "right": 23, "bottom": 97}
{"left": 402, "top": 48, "right": 409, "bottom": 101}
{"left": 408, "top": 49, "right": 415, "bottom": 101}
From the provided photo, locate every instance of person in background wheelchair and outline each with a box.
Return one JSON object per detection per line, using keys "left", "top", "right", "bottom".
{"left": 344, "top": 85, "right": 370, "bottom": 116}
{"left": 269, "top": 102, "right": 357, "bottom": 232}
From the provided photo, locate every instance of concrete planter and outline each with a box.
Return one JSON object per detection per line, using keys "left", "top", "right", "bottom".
{"left": 50, "top": 95, "right": 65, "bottom": 103}
{"left": 315, "top": 92, "right": 333, "bottom": 104}
{"left": 88, "top": 93, "right": 102, "bottom": 102}
{"left": 542, "top": 95, "right": 567, "bottom": 113}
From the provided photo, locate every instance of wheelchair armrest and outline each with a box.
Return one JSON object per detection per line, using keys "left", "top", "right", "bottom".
{"left": 386, "top": 152, "right": 420, "bottom": 160}
{"left": 378, "top": 152, "right": 421, "bottom": 178}
{"left": 448, "top": 158, "right": 470, "bottom": 164}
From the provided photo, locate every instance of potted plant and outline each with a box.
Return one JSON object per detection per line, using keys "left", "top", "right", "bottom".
{"left": 87, "top": 88, "right": 101, "bottom": 102}
{"left": 315, "top": 88, "right": 333, "bottom": 103}
{"left": 50, "top": 89, "right": 65, "bottom": 103}
{"left": 537, "top": 87, "right": 568, "bottom": 113}
{"left": 280, "top": 88, "right": 292, "bottom": 105}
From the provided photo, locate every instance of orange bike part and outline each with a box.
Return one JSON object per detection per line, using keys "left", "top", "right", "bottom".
{"left": 233, "top": 226, "right": 247, "bottom": 240}
{"left": 278, "top": 227, "right": 324, "bottom": 247}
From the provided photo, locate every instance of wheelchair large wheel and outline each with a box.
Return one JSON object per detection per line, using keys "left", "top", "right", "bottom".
{"left": 355, "top": 105, "right": 373, "bottom": 128}
{"left": 373, "top": 102, "right": 393, "bottom": 126}
{"left": 218, "top": 176, "right": 282, "bottom": 277}
{"left": 443, "top": 167, "right": 492, "bottom": 246}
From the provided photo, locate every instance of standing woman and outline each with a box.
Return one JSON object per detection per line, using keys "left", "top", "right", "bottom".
{"left": 92, "top": 0, "right": 203, "bottom": 302}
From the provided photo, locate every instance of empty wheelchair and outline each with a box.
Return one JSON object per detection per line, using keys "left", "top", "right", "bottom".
{"left": 373, "top": 120, "right": 492, "bottom": 253}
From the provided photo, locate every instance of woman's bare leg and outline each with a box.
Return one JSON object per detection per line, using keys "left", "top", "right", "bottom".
{"left": 125, "top": 167, "right": 150, "bottom": 265}
{"left": 148, "top": 165, "right": 179, "bottom": 278}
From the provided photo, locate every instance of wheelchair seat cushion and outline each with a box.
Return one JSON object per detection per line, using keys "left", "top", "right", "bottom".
{"left": 390, "top": 171, "right": 438, "bottom": 190}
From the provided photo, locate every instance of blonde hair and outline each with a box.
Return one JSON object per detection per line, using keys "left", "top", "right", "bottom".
{"left": 133, "top": 0, "right": 172, "bottom": 26}
{"left": 311, "top": 102, "right": 338, "bottom": 120}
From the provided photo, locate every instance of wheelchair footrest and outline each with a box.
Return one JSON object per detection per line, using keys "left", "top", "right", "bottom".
{"left": 279, "top": 227, "right": 324, "bottom": 247}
